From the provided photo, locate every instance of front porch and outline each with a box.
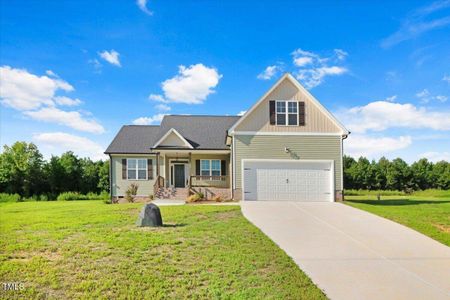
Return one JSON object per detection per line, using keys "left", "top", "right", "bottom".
{"left": 153, "top": 150, "right": 232, "bottom": 200}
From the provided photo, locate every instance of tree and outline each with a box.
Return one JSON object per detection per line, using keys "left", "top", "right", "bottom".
{"left": 343, "top": 156, "right": 356, "bottom": 189}
{"left": 0, "top": 142, "right": 45, "bottom": 196}
{"left": 411, "top": 158, "right": 433, "bottom": 190}
{"left": 97, "top": 160, "right": 110, "bottom": 193}
{"left": 431, "top": 161, "right": 450, "bottom": 189}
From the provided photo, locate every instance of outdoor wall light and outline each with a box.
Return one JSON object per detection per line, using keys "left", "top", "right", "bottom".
{"left": 284, "top": 147, "right": 290, "bottom": 153}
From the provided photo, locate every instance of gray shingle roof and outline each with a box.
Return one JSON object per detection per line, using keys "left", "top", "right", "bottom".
{"left": 104, "top": 115, "right": 240, "bottom": 154}
{"left": 104, "top": 125, "right": 160, "bottom": 154}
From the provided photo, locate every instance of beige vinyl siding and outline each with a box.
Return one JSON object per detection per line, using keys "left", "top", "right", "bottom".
{"left": 159, "top": 131, "right": 189, "bottom": 147}
{"left": 111, "top": 155, "right": 156, "bottom": 197}
{"left": 234, "top": 135, "right": 342, "bottom": 190}
{"left": 235, "top": 78, "right": 341, "bottom": 133}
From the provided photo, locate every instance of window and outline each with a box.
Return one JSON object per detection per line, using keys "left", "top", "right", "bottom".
{"left": 127, "top": 158, "right": 147, "bottom": 180}
{"left": 200, "top": 159, "right": 221, "bottom": 177}
{"left": 211, "top": 160, "right": 221, "bottom": 176}
{"left": 200, "top": 160, "right": 210, "bottom": 176}
{"left": 276, "top": 101, "right": 298, "bottom": 126}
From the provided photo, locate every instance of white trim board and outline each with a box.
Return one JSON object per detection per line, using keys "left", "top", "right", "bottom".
{"left": 232, "top": 131, "right": 343, "bottom": 136}
{"left": 152, "top": 128, "right": 193, "bottom": 149}
{"left": 229, "top": 73, "right": 349, "bottom": 135}
{"left": 156, "top": 149, "right": 230, "bottom": 154}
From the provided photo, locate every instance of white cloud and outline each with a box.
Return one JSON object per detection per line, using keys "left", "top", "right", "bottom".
{"left": 155, "top": 104, "right": 171, "bottom": 111}
{"left": 293, "top": 57, "right": 313, "bottom": 67}
{"left": 99, "top": 50, "right": 121, "bottom": 67}
{"left": 291, "top": 48, "right": 348, "bottom": 88}
{"left": 132, "top": 113, "right": 166, "bottom": 125}
{"left": 257, "top": 65, "right": 282, "bottom": 80}
{"left": 443, "top": 75, "right": 450, "bottom": 83}
{"left": 45, "top": 70, "right": 58, "bottom": 77}
{"left": 339, "top": 100, "right": 450, "bottom": 133}
{"left": 386, "top": 95, "right": 397, "bottom": 102}
{"left": 436, "top": 95, "right": 448, "bottom": 102}
{"left": 136, "top": 0, "right": 153, "bottom": 16}
{"left": 0, "top": 66, "right": 74, "bottom": 110}
{"left": 295, "top": 66, "right": 347, "bottom": 89}
{"left": 416, "top": 89, "right": 448, "bottom": 103}
{"left": 149, "top": 94, "right": 165, "bottom": 102}
{"left": 237, "top": 110, "right": 246, "bottom": 116}
{"left": 54, "top": 96, "right": 82, "bottom": 106}
{"left": 24, "top": 107, "right": 104, "bottom": 134}
{"left": 151, "top": 64, "right": 222, "bottom": 104}
{"left": 334, "top": 49, "right": 348, "bottom": 60}
{"left": 420, "top": 151, "right": 450, "bottom": 162}
{"left": 88, "top": 59, "right": 102, "bottom": 73}
{"left": 33, "top": 132, "right": 106, "bottom": 160}
{"left": 345, "top": 134, "right": 412, "bottom": 158}
{"left": 381, "top": 1, "right": 450, "bottom": 48}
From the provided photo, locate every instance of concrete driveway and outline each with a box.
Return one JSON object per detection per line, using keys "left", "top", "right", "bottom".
{"left": 242, "top": 201, "right": 450, "bottom": 300}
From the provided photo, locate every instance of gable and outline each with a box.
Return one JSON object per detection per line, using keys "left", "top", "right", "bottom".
{"left": 232, "top": 74, "right": 347, "bottom": 134}
{"left": 153, "top": 128, "right": 193, "bottom": 148}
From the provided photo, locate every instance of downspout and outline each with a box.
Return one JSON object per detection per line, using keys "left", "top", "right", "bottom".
{"left": 341, "top": 132, "right": 350, "bottom": 201}
{"left": 108, "top": 154, "right": 112, "bottom": 202}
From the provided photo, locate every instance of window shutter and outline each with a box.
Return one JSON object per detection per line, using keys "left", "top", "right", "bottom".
{"left": 221, "top": 160, "right": 227, "bottom": 176}
{"left": 269, "top": 100, "right": 276, "bottom": 125}
{"left": 147, "top": 159, "right": 153, "bottom": 180}
{"left": 195, "top": 160, "right": 200, "bottom": 175}
{"left": 122, "top": 159, "right": 127, "bottom": 179}
{"left": 298, "top": 102, "right": 305, "bottom": 126}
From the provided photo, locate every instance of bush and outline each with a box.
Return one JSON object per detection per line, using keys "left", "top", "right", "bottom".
{"left": 0, "top": 193, "right": 21, "bottom": 203}
{"left": 186, "top": 192, "right": 204, "bottom": 203}
{"left": 212, "top": 195, "right": 223, "bottom": 202}
{"left": 125, "top": 183, "right": 139, "bottom": 203}
{"left": 57, "top": 191, "right": 109, "bottom": 201}
{"left": 344, "top": 189, "right": 405, "bottom": 196}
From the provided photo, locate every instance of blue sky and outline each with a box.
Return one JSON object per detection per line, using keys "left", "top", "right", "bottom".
{"left": 1, "top": 0, "right": 449, "bottom": 162}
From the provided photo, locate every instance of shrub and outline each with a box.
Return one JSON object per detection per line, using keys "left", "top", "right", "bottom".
{"left": 149, "top": 194, "right": 154, "bottom": 201}
{"left": 186, "top": 192, "right": 204, "bottom": 203}
{"left": 57, "top": 192, "right": 109, "bottom": 201}
{"left": 125, "top": 183, "right": 139, "bottom": 203}
{"left": 0, "top": 193, "right": 21, "bottom": 203}
{"left": 212, "top": 195, "right": 223, "bottom": 202}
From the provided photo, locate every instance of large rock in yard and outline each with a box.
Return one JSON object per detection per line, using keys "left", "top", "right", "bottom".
{"left": 136, "top": 203, "right": 163, "bottom": 227}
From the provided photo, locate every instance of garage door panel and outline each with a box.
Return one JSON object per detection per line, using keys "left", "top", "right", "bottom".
{"left": 243, "top": 160, "right": 333, "bottom": 202}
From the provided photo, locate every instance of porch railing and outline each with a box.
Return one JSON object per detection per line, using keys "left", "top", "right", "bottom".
{"left": 189, "top": 175, "right": 229, "bottom": 188}
{"left": 153, "top": 175, "right": 165, "bottom": 195}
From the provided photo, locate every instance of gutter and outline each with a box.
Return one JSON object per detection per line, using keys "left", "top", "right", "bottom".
{"left": 108, "top": 154, "right": 112, "bottom": 201}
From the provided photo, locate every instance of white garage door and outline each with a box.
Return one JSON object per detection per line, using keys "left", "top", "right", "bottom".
{"left": 242, "top": 160, "right": 334, "bottom": 202}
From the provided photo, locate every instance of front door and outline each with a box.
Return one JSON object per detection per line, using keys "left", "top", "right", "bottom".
{"left": 174, "top": 164, "right": 185, "bottom": 188}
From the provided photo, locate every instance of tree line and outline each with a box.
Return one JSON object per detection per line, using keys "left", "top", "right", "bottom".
{"left": 1, "top": 142, "right": 449, "bottom": 199}
{"left": 0, "top": 142, "right": 109, "bottom": 198}
{"left": 344, "top": 156, "right": 450, "bottom": 191}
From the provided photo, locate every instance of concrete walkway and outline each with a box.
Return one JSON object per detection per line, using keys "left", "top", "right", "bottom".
{"left": 242, "top": 201, "right": 450, "bottom": 300}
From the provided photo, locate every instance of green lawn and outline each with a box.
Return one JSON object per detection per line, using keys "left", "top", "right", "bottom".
{"left": 0, "top": 201, "right": 325, "bottom": 299}
{"left": 345, "top": 195, "right": 450, "bottom": 246}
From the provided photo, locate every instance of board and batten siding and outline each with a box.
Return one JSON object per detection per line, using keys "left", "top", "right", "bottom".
{"left": 111, "top": 155, "right": 156, "bottom": 197}
{"left": 235, "top": 78, "right": 341, "bottom": 133}
{"left": 234, "top": 135, "right": 342, "bottom": 191}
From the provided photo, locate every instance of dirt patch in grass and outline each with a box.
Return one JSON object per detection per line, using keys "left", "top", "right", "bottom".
{"left": 433, "top": 223, "right": 450, "bottom": 233}
{"left": 8, "top": 250, "right": 62, "bottom": 262}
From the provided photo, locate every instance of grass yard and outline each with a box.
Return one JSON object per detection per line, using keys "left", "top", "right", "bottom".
{"left": 0, "top": 201, "right": 325, "bottom": 299}
{"left": 345, "top": 195, "right": 450, "bottom": 247}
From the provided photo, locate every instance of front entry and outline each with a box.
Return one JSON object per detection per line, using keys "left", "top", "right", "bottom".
{"left": 174, "top": 164, "right": 185, "bottom": 188}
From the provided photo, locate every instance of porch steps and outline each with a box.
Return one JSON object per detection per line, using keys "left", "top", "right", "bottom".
{"left": 155, "top": 187, "right": 189, "bottom": 200}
